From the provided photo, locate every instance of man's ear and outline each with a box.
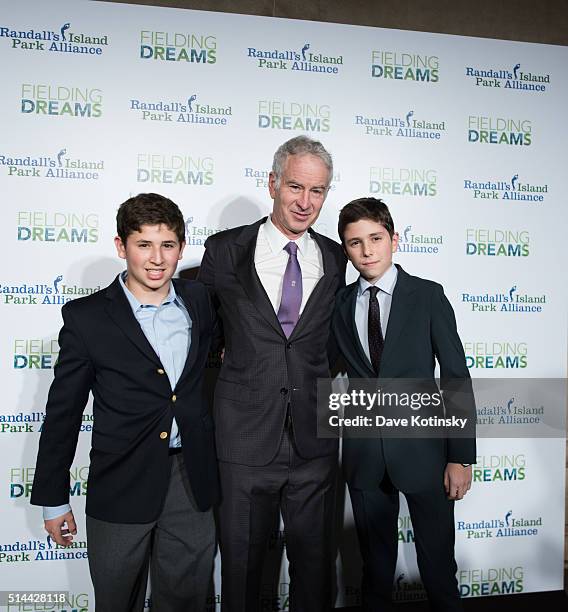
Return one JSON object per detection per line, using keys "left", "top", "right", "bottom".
{"left": 268, "top": 172, "right": 277, "bottom": 199}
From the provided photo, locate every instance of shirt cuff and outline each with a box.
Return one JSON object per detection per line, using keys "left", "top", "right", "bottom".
{"left": 43, "top": 504, "right": 72, "bottom": 521}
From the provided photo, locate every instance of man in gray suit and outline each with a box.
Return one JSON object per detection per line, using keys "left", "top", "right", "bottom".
{"left": 199, "top": 136, "right": 346, "bottom": 612}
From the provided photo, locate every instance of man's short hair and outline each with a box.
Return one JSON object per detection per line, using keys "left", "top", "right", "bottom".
{"left": 338, "top": 197, "right": 395, "bottom": 243}
{"left": 116, "top": 193, "right": 186, "bottom": 244}
{"left": 272, "top": 135, "right": 333, "bottom": 188}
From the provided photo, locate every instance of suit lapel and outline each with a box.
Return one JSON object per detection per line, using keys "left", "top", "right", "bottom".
{"left": 380, "top": 265, "right": 418, "bottom": 367}
{"left": 289, "top": 229, "right": 334, "bottom": 340}
{"left": 234, "top": 219, "right": 286, "bottom": 338}
{"left": 173, "top": 279, "right": 200, "bottom": 389}
{"left": 104, "top": 276, "right": 161, "bottom": 366}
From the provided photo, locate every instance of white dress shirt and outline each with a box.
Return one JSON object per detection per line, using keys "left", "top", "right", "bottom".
{"left": 255, "top": 215, "right": 323, "bottom": 314}
{"left": 354, "top": 264, "right": 398, "bottom": 363}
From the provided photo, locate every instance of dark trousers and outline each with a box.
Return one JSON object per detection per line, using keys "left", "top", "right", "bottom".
{"left": 350, "top": 473, "right": 462, "bottom": 612}
{"left": 86, "top": 453, "right": 216, "bottom": 612}
{"left": 217, "top": 428, "right": 337, "bottom": 612}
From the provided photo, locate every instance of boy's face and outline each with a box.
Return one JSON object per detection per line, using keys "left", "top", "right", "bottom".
{"left": 114, "top": 223, "right": 185, "bottom": 304}
{"left": 343, "top": 218, "right": 398, "bottom": 284}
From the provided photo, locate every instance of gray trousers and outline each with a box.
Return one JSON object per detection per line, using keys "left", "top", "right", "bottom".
{"left": 86, "top": 453, "right": 215, "bottom": 612}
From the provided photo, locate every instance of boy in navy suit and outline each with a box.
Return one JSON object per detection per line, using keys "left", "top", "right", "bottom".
{"left": 332, "top": 197, "right": 475, "bottom": 611}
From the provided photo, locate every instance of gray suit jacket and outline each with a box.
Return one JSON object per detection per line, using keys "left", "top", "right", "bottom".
{"left": 198, "top": 218, "right": 346, "bottom": 466}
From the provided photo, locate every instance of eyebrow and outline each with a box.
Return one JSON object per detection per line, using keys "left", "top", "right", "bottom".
{"left": 285, "top": 179, "right": 327, "bottom": 189}
{"left": 347, "top": 231, "right": 385, "bottom": 241}
{"left": 135, "top": 239, "right": 178, "bottom": 245}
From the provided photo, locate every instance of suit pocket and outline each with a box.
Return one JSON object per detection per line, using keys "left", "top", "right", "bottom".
{"left": 215, "top": 378, "right": 251, "bottom": 402}
{"left": 91, "top": 431, "right": 129, "bottom": 455}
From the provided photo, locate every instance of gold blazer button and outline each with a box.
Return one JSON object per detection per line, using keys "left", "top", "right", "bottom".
{"left": 159, "top": 431, "right": 168, "bottom": 440}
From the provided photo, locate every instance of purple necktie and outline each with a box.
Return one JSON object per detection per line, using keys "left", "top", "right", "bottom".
{"left": 277, "top": 242, "right": 302, "bottom": 338}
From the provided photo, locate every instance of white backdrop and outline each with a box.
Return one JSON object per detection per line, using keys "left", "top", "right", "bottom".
{"left": 1, "top": 0, "right": 567, "bottom": 609}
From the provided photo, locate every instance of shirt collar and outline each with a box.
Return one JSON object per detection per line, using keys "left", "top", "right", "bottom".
{"left": 119, "top": 271, "right": 177, "bottom": 311}
{"left": 265, "top": 214, "right": 311, "bottom": 257}
{"left": 357, "top": 264, "right": 398, "bottom": 297}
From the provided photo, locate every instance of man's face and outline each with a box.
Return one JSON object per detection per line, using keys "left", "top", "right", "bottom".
{"left": 268, "top": 153, "right": 330, "bottom": 239}
{"left": 114, "top": 223, "right": 185, "bottom": 304}
{"left": 343, "top": 219, "right": 399, "bottom": 284}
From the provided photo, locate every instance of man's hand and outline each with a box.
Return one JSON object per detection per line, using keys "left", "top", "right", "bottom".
{"left": 44, "top": 511, "right": 77, "bottom": 547}
{"left": 444, "top": 463, "right": 472, "bottom": 501}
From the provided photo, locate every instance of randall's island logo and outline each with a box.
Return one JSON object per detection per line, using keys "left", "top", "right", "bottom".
{"left": 461, "top": 285, "right": 546, "bottom": 313}
{"left": 464, "top": 173, "right": 547, "bottom": 203}
{"left": 459, "top": 567, "right": 524, "bottom": 597}
{"left": 257, "top": 100, "right": 331, "bottom": 132}
{"left": 247, "top": 41, "right": 343, "bottom": 74}
{"left": 474, "top": 454, "right": 527, "bottom": 483}
{"left": 369, "top": 167, "right": 437, "bottom": 197}
{"left": 463, "top": 341, "right": 528, "bottom": 369}
{"left": 466, "top": 62, "right": 549, "bottom": 92}
{"left": 0, "top": 275, "right": 100, "bottom": 306}
{"left": 396, "top": 224, "right": 443, "bottom": 255}
{"left": 371, "top": 50, "right": 439, "bottom": 82}
{"left": 1, "top": 148, "right": 104, "bottom": 180}
{"left": 458, "top": 511, "right": 541, "bottom": 540}
{"left": 466, "top": 228, "right": 530, "bottom": 257}
{"left": 0, "top": 20, "right": 108, "bottom": 55}
{"left": 20, "top": 83, "right": 102, "bottom": 118}
{"left": 0, "top": 410, "right": 45, "bottom": 435}
{"left": 392, "top": 574, "right": 426, "bottom": 602}
{"left": 468, "top": 116, "right": 532, "bottom": 146}
{"left": 129, "top": 93, "right": 232, "bottom": 126}
{"left": 0, "top": 537, "right": 89, "bottom": 565}
{"left": 136, "top": 153, "right": 214, "bottom": 185}
{"left": 355, "top": 109, "right": 445, "bottom": 140}
{"left": 140, "top": 30, "right": 216, "bottom": 64}
{"left": 184, "top": 216, "right": 228, "bottom": 247}
{"left": 477, "top": 397, "right": 544, "bottom": 427}
{"left": 0, "top": 410, "right": 91, "bottom": 435}
{"left": 13, "top": 337, "right": 59, "bottom": 370}
{"left": 17, "top": 211, "right": 99, "bottom": 243}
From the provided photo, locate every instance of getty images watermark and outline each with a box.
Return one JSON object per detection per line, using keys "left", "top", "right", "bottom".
{"left": 317, "top": 378, "right": 566, "bottom": 439}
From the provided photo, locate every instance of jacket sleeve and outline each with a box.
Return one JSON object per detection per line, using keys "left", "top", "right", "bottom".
{"left": 198, "top": 236, "right": 224, "bottom": 352}
{"left": 31, "top": 304, "right": 95, "bottom": 506}
{"left": 430, "top": 284, "right": 476, "bottom": 464}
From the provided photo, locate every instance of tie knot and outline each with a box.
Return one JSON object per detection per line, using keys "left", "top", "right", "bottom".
{"left": 367, "top": 285, "right": 379, "bottom": 299}
{"left": 284, "top": 241, "right": 298, "bottom": 256}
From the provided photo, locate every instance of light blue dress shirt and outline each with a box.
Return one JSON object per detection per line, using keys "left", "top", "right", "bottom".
{"left": 354, "top": 264, "right": 398, "bottom": 363}
{"left": 43, "top": 273, "right": 192, "bottom": 520}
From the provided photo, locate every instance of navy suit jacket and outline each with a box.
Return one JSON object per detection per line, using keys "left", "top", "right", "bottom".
{"left": 31, "top": 276, "right": 219, "bottom": 523}
{"left": 332, "top": 265, "right": 476, "bottom": 492}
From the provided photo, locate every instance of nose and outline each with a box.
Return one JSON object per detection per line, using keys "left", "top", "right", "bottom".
{"left": 362, "top": 240, "right": 373, "bottom": 257}
{"left": 149, "top": 246, "right": 164, "bottom": 263}
{"left": 297, "top": 189, "right": 312, "bottom": 210}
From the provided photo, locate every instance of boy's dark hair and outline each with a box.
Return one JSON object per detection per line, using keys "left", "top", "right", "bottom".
{"left": 116, "top": 193, "right": 185, "bottom": 244}
{"left": 338, "top": 197, "right": 395, "bottom": 243}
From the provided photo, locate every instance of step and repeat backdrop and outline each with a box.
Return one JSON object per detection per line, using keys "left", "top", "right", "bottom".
{"left": 1, "top": 0, "right": 567, "bottom": 609}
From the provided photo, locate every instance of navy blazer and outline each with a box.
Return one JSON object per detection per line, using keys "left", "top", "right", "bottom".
{"left": 31, "top": 276, "right": 219, "bottom": 523}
